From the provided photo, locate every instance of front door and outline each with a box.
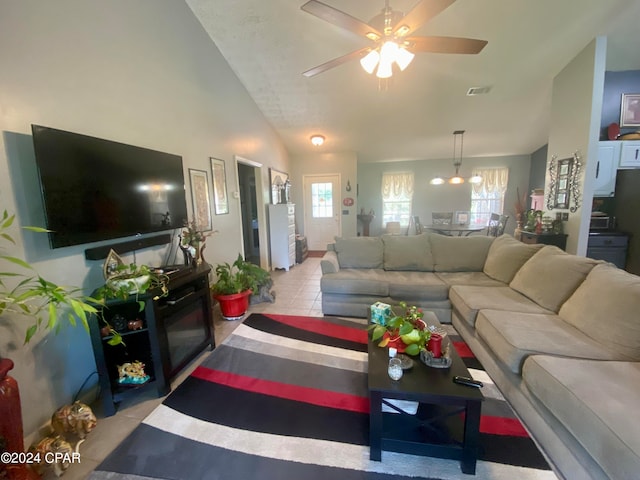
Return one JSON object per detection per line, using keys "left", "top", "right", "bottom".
{"left": 303, "top": 174, "right": 341, "bottom": 251}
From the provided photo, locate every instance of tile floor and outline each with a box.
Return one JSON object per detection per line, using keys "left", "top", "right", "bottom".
{"left": 47, "top": 257, "right": 324, "bottom": 480}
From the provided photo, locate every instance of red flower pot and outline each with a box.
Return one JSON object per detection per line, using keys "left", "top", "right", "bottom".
{"left": 213, "top": 289, "right": 252, "bottom": 319}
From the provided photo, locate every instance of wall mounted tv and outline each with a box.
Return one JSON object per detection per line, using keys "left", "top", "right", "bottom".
{"left": 31, "top": 124, "right": 188, "bottom": 249}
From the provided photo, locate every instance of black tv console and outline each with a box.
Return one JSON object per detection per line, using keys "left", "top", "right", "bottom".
{"left": 88, "top": 264, "right": 214, "bottom": 416}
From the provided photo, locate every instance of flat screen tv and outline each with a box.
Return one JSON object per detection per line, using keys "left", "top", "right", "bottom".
{"left": 31, "top": 124, "right": 188, "bottom": 249}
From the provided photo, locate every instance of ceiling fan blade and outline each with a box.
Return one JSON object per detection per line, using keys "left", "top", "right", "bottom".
{"left": 406, "top": 36, "right": 488, "bottom": 54}
{"left": 302, "top": 47, "right": 371, "bottom": 77}
{"left": 301, "top": 0, "right": 382, "bottom": 40}
{"left": 393, "top": 0, "right": 456, "bottom": 37}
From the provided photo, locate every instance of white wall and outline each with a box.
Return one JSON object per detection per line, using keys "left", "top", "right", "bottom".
{"left": 0, "top": 0, "right": 288, "bottom": 437}
{"left": 547, "top": 37, "right": 607, "bottom": 255}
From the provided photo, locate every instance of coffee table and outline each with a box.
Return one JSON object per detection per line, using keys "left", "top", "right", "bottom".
{"left": 368, "top": 313, "right": 484, "bottom": 474}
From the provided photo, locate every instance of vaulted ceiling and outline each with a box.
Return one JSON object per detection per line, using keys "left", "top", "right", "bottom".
{"left": 187, "top": 0, "right": 640, "bottom": 163}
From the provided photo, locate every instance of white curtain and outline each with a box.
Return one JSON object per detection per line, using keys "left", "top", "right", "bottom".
{"left": 471, "top": 168, "right": 509, "bottom": 196}
{"left": 381, "top": 172, "right": 414, "bottom": 200}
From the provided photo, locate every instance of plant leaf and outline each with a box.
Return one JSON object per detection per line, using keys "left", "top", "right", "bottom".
{"left": 371, "top": 324, "right": 387, "bottom": 341}
{"left": 24, "top": 324, "right": 38, "bottom": 344}
{"left": 0, "top": 255, "right": 34, "bottom": 270}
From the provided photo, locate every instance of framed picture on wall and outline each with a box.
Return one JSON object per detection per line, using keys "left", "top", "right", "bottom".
{"left": 188, "top": 168, "right": 212, "bottom": 231}
{"left": 210, "top": 157, "right": 229, "bottom": 215}
{"left": 620, "top": 93, "right": 640, "bottom": 128}
{"left": 269, "top": 168, "right": 289, "bottom": 204}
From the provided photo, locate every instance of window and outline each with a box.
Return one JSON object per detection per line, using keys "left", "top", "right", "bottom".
{"left": 311, "top": 182, "right": 333, "bottom": 218}
{"left": 381, "top": 172, "right": 414, "bottom": 227}
{"left": 470, "top": 168, "right": 509, "bottom": 226}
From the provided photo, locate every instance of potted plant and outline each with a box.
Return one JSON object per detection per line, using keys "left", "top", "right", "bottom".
{"left": 1, "top": 208, "right": 99, "bottom": 470}
{"left": 179, "top": 220, "right": 216, "bottom": 266}
{"left": 92, "top": 263, "right": 170, "bottom": 344}
{"left": 369, "top": 302, "right": 432, "bottom": 356}
{"left": 211, "top": 254, "right": 271, "bottom": 319}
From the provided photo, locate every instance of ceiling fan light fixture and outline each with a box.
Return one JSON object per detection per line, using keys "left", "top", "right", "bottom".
{"left": 430, "top": 177, "right": 445, "bottom": 185}
{"left": 310, "top": 134, "right": 325, "bottom": 146}
{"left": 365, "top": 32, "right": 381, "bottom": 41}
{"left": 375, "top": 58, "right": 393, "bottom": 78}
{"left": 448, "top": 176, "right": 465, "bottom": 185}
{"left": 376, "top": 41, "right": 397, "bottom": 78}
{"left": 395, "top": 24, "right": 410, "bottom": 36}
{"left": 360, "top": 49, "right": 380, "bottom": 74}
{"left": 395, "top": 47, "right": 415, "bottom": 71}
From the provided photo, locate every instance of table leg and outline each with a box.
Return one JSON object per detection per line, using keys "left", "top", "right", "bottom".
{"left": 369, "top": 391, "right": 383, "bottom": 461}
{"left": 461, "top": 399, "right": 481, "bottom": 474}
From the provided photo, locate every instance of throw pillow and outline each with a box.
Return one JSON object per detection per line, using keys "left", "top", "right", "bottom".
{"left": 483, "top": 234, "right": 544, "bottom": 283}
{"left": 510, "top": 246, "right": 599, "bottom": 312}
{"left": 334, "top": 236, "right": 383, "bottom": 269}
{"left": 381, "top": 234, "right": 434, "bottom": 271}
{"left": 559, "top": 264, "right": 640, "bottom": 360}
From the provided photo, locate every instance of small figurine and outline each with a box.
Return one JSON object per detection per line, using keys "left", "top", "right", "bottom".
{"left": 117, "top": 360, "right": 150, "bottom": 385}
{"left": 51, "top": 401, "right": 97, "bottom": 440}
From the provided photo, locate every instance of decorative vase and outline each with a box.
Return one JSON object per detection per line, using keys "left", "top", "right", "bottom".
{"left": 514, "top": 213, "right": 524, "bottom": 240}
{"left": 213, "top": 290, "right": 252, "bottom": 320}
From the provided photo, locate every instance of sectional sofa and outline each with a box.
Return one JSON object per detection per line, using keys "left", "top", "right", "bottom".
{"left": 320, "top": 233, "right": 640, "bottom": 480}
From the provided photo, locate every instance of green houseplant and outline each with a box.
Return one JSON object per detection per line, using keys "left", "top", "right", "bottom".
{"left": 369, "top": 302, "right": 432, "bottom": 356}
{"left": 0, "top": 209, "right": 98, "bottom": 344}
{"left": 92, "top": 263, "right": 170, "bottom": 345}
{"left": 1, "top": 208, "right": 100, "bottom": 466}
{"left": 211, "top": 254, "right": 271, "bottom": 319}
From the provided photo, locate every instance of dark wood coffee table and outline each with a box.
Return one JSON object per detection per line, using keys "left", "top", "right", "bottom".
{"left": 368, "top": 317, "right": 484, "bottom": 474}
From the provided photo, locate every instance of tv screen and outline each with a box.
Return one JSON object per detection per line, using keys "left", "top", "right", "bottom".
{"left": 31, "top": 125, "right": 188, "bottom": 249}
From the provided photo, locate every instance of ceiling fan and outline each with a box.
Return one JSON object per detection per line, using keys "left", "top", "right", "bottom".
{"left": 301, "top": 0, "right": 487, "bottom": 78}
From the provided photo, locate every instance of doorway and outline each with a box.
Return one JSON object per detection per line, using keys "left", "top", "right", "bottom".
{"left": 303, "top": 174, "right": 341, "bottom": 251}
{"left": 237, "top": 162, "right": 261, "bottom": 265}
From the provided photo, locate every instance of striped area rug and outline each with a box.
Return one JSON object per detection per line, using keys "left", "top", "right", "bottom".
{"left": 90, "top": 314, "right": 556, "bottom": 480}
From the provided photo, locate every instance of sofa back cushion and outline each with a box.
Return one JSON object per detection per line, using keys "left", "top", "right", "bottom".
{"left": 483, "top": 234, "right": 544, "bottom": 283}
{"left": 559, "top": 264, "right": 640, "bottom": 360}
{"left": 430, "top": 234, "right": 494, "bottom": 272}
{"left": 510, "top": 246, "right": 599, "bottom": 312}
{"left": 334, "top": 236, "right": 383, "bottom": 268}
{"left": 381, "top": 234, "right": 434, "bottom": 271}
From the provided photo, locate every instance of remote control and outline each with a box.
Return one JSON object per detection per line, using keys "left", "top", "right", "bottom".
{"left": 453, "top": 376, "right": 483, "bottom": 388}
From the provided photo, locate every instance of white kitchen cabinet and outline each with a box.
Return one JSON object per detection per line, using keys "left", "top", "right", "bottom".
{"left": 268, "top": 203, "right": 296, "bottom": 271}
{"left": 594, "top": 142, "right": 620, "bottom": 196}
{"left": 619, "top": 141, "right": 640, "bottom": 168}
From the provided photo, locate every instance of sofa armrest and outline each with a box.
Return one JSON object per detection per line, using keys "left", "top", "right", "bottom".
{"left": 321, "top": 250, "right": 340, "bottom": 274}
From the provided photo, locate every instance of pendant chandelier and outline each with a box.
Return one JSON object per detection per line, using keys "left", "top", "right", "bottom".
{"left": 430, "top": 130, "right": 482, "bottom": 185}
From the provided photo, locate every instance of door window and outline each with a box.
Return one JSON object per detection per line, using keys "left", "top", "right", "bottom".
{"left": 311, "top": 182, "right": 333, "bottom": 218}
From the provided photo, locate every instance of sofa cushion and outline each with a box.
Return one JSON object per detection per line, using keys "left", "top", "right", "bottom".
{"left": 435, "top": 272, "right": 505, "bottom": 287}
{"left": 509, "top": 246, "right": 599, "bottom": 312}
{"left": 523, "top": 356, "right": 640, "bottom": 479}
{"left": 334, "top": 236, "right": 383, "bottom": 269}
{"left": 476, "top": 309, "right": 621, "bottom": 374}
{"left": 381, "top": 234, "right": 434, "bottom": 271}
{"left": 483, "top": 234, "right": 544, "bottom": 283}
{"left": 320, "top": 269, "right": 389, "bottom": 296}
{"left": 384, "top": 271, "right": 449, "bottom": 301}
{"left": 449, "top": 285, "right": 553, "bottom": 328}
{"left": 429, "top": 234, "right": 494, "bottom": 272}
{"left": 559, "top": 263, "right": 640, "bottom": 360}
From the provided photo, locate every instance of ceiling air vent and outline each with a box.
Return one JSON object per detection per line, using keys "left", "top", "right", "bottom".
{"left": 467, "top": 86, "right": 492, "bottom": 96}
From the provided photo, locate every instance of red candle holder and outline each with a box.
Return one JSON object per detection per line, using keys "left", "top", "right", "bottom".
{"left": 427, "top": 333, "right": 442, "bottom": 358}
